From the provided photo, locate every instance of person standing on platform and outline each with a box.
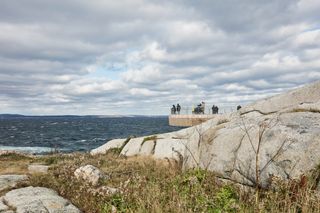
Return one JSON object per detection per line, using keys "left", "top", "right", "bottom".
{"left": 172, "top": 105, "right": 176, "bottom": 114}
{"left": 212, "top": 105, "right": 219, "bottom": 114}
{"left": 176, "top": 104, "right": 181, "bottom": 114}
{"left": 200, "top": 102, "right": 205, "bottom": 114}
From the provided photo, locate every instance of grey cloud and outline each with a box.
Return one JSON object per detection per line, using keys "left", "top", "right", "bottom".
{"left": 0, "top": 0, "right": 319, "bottom": 115}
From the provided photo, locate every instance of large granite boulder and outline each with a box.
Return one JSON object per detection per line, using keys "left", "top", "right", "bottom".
{"left": 0, "top": 186, "right": 81, "bottom": 213}
{"left": 196, "top": 111, "right": 320, "bottom": 187}
{"left": 91, "top": 81, "right": 320, "bottom": 187}
{"left": 240, "top": 81, "right": 320, "bottom": 115}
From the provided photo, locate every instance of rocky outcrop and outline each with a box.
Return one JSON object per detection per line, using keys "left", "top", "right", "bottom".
{"left": 0, "top": 175, "right": 28, "bottom": 191}
{"left": 74, "top": 165, "right": 107, "bottom": 186}
{"left": 0, "top": 186, "right": 81, "bottom": 213}
{"left": 197, "top": 111, "right": 320, "bottom": 187}
{"left": 90, "top": 139, "right": 125, "bottom": 155}
{"left": 240, "top": 81, "right": 320, "bottom": 115}
{"left": 91, "top": 81, "right": 320, "bottom": 187}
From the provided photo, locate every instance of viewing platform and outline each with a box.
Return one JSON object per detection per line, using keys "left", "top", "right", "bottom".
{"left": 169, "top": 114, "right": 217, "bottom": 127}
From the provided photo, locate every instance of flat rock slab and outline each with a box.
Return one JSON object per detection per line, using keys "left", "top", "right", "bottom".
{"left": 1, "top": 186, "right": 81, "bottom": 213}
{"left": 28, "top": 164, "right": 49, "bottom": 174}
{"left": 90, "top": 138, "right": 125, "bottom": 155}
{"left": 0, "top": 175, "right": 28, "bottom": 191}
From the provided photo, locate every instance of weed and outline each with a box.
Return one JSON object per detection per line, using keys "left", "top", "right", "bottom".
{"left": 141, "top": 135, "right": 157, "bottom": 146}
{"left": 118, "top": 137, "right": 133, "bottom": 153}
{"left": 214, "top": 185, "right": 238, "bottom": 212}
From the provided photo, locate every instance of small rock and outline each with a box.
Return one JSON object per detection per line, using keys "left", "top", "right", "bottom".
{"left": 2, "top": 186, "right": 81, "bottom": 213}
{"left": 28, "top": 164, "right": 49, "bottom": 174}
{"left": 74, "top": 165, "right": 107, "bottom": 186}
{"left": 0, "top": 175, "right": 28, "bottom": 191}
{"left": 98, "top": 186, "right": 119, "bottom": 195}
{"left": 88, "top": 185, "right": 119, "bottom": 196}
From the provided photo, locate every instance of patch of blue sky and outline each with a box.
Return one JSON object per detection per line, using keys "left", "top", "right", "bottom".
{"left": 87, "top": 48, "right": 147, "bottom": 80}
{"left": 87, "top": 63, "right": 127, "bottom": 80}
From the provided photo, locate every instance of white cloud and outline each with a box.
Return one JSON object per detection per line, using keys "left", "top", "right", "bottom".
{"left": 129, "top": 88, "right": 158, "bottom": 96}
{"left": 293, "top": 29, "right": 320, "bottom": 47}
{"left": 0, "top": 0, "right": 319, "bottom": 115}
{"left": 253, "top": 53, "right": 301, "bottom": 69}
{"left": 121, "top": 65, "right": 165, "bottom": 84}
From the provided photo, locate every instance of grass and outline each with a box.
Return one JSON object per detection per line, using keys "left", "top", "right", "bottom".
{"left": 0, "top": 152, "right": 79, "bottom": 174}
{"left": 0, "top": 153, "right": 33, "bottom": 174}
{"left": 141, "top": 135, "right": 158, "bottom": 146}
{"left": 142, "top": 135, "right": 157, "bottom": 143}
{"left": 1, "top": 152, "right": 320, "bottom": 213}
{"left": 108, "top": 136, "right": 134, "bottom": 155}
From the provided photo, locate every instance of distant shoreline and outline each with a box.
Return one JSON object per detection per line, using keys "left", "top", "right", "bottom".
{"left": 0, "top": 114, "right": 168, "bottom": 119}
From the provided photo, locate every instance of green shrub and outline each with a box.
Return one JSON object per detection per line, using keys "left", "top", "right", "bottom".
{"left": 214, "top": 185, "right": 238, "bottom": 213}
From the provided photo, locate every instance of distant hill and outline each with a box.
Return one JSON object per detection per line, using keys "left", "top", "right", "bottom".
{"left": 0, "top": 114, "right": 166, "bottom": 119}
{"left": 0, "top": 114, "right": 26, "bottom": 118}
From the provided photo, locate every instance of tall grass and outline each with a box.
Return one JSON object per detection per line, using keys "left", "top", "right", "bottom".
{"left": 19, "top": 153, "right": 319, "bottom": 213}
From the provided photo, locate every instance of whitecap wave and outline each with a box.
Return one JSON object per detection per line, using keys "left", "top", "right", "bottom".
{"left": 0, "top": 145, "right": 65, "bottom": 154}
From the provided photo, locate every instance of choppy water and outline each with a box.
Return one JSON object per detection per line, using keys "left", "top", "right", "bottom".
{"left": 0, "top": 116, "right": 182, "bottom": 154}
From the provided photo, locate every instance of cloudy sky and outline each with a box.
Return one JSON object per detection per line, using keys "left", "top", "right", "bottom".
{"left": 1, "top": 0, "right": 320, "bottom": 115}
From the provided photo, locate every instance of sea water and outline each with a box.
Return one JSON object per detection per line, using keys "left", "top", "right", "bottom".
{"left": 0, "top": 116, "right": 182, "bottom": 154}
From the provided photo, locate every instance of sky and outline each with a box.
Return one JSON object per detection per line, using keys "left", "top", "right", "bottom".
{"left": 0, "top": 0, "right": 320, "bottom": 115}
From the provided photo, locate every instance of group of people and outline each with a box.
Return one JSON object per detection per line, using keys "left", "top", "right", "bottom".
{"left": 212, "top": 105, "right": 219, "bottom": 114}
{"left": 193, "top": 102, "right": 220, "bottom": 114}
{"left": 171, "top": 104, "right": 181, "bottom": 114}
{"left": 193, "top": 102, "right": 206, "bottom": 114}
{"left": 171, "top": 103, "right": 242, "bottom": 115}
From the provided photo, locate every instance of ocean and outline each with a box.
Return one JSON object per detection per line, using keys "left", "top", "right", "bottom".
{"left": 0, "top": 115, "right": 183, "bottom": 154}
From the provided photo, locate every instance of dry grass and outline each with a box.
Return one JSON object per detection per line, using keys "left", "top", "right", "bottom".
{"left": 0, "top": 153, "right": 33, "bottom": 174}
{"left": 0, "top": 152, "right": 78, "bottom": 174}
{"left": 141, "top": 135, "right": 158, "bottom": 146}
{"left": 26, "top": 153, "right": 228, "bottom": 213}
{"left": 1, "top": 152, "right": 320, "bottom": 213}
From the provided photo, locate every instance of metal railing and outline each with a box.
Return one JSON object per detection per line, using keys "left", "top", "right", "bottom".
{"left": 170, "top": 105, "right": 237, "bottom": 115}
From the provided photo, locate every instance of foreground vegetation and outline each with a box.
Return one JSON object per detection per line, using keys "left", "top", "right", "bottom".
{"left": 1, "top": 152, "right": 320, "bottom": 213}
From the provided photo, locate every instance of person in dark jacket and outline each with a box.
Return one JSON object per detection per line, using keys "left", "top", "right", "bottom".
{"left": 212, "top": 105, "right": 219, "bottom": 114}
{"left": 237, "top": 105, "right": 242, "bottom": 110}
{"left": 172, "top": 105, "right": 176, "bottom": 114}
{"left": 176, "top": 104, "right": 181, "bottom": 114}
